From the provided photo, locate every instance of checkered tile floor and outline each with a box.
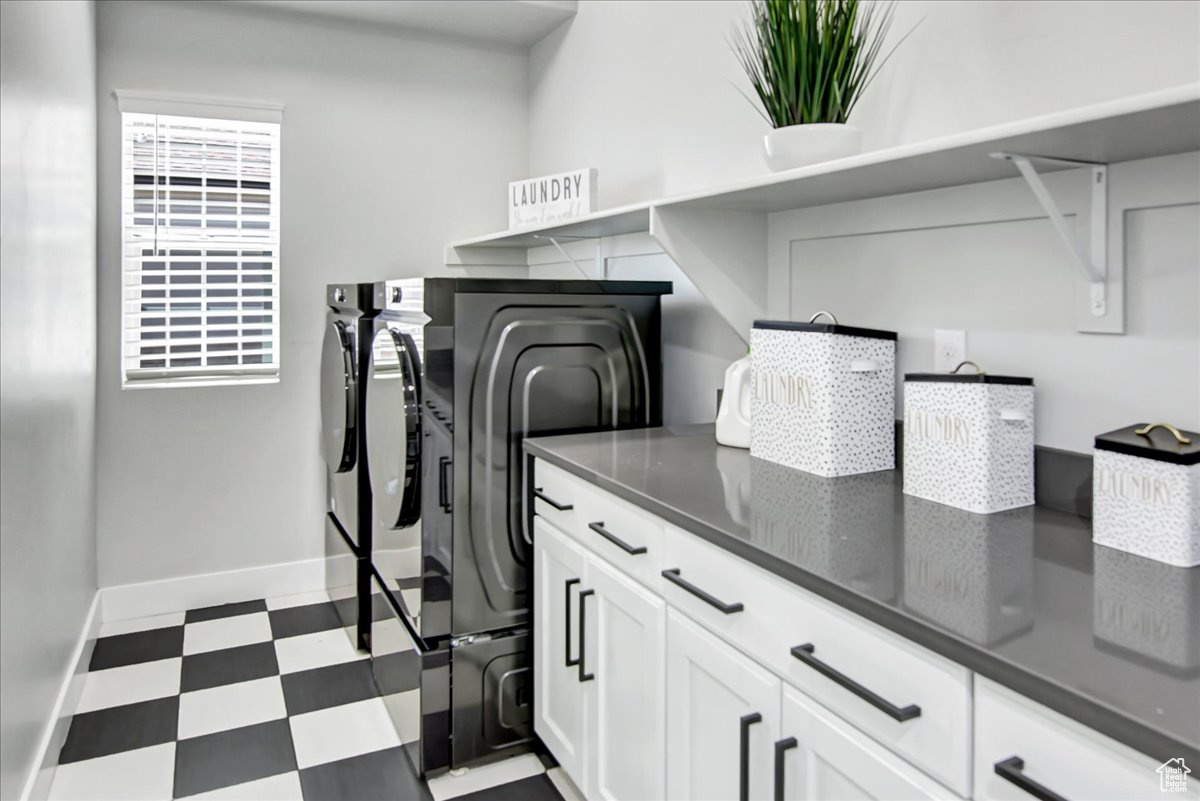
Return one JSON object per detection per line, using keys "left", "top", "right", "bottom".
{"left": 49, "top": 591, "right": 569, "bottom": 801}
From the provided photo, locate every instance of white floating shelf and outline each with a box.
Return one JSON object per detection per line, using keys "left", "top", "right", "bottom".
{"left": 446, "top": 85, "right": 1200, "bottom": 339}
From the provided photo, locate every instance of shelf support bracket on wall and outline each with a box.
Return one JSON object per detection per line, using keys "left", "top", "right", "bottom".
{"left": 991, "top": 151, "right": 1108, "bottom": 317}
{"left": 531, "top": 234, "right": 606, "bottom": 280}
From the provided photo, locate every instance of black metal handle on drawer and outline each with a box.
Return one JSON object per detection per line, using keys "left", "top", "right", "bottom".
{"left": 790, "top": 644, "right": 921, "bottom": 722}
{"left": 564, "top": 578, "right": 580, "bottom": 668}
{"left": 578, "top": 589, "right": 595, "bottom": 682}
{"left": 438, "top": 457, "right": 452, "bottom": 513}
{"left": 994, "top": 756, "right": 1068, "bottom": 801}
{"left": 661, "top": 568, "right": 743, "bottom": 614}
{"left": 588, "top": 522, "right": 647, "bottom": 555}
{"left": 739, "top": 713, "right": 761, "bottom": 801}
{"left": 533, "top": 488, "right": 574, "bottom": 511}
{"left": 773, "top": 737, "right": 798, "bottom": 801}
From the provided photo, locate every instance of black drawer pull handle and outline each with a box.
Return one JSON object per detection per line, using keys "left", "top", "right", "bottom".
{"left": 588, "top": 522, "right": 647, "bottom": 555}
{"left": 578, "top": 589, "right": 595, "bottom": 682}
{"left": 533, "top": 488, "right": 573, "bottom": 511}
{"left": 774, "top": 737, "right": 798, "bottom": 801}
{"left": 662, "top": 568, "right": 743, "bottom": 614}
{"left": 739, "top": 713, "right": 761, "bottom": 801}
{"left": 790, "top": 644, "right": 921, "bottom": 722}
{"left": 994, "top": 756, "right": 1068, "bottom": 801}
{"left": 438, "top": 457, "right": 452, "bottom": 513}
{"left": 564, "top": 578, "right": 580, "bottom": 668}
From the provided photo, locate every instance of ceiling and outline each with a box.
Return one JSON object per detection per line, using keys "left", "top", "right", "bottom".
{"left": 232, "top": 0, "right": 577, "bottom": 47}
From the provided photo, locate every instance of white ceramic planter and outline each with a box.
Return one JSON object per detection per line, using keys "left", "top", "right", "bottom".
{"left": 762, "top": 123, "right": 863, "bottom": 171}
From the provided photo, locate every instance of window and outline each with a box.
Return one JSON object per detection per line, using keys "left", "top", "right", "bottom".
{"left": 119, "top": 100, "right": 281, "bottom": 387}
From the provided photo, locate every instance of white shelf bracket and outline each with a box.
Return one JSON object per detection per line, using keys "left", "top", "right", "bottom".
{"left": 532, "top": 234, "right": 606, "bottom": 280}
{"left": 991, "top": 151, "right": 1108, "bottom": 317}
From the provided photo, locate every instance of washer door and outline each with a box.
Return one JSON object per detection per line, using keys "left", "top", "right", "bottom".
{"left": 366, "top": 326, "right": 422, "bottom": 529}
{"left": 320, "top": 320, "right": 356, "bottom": 473}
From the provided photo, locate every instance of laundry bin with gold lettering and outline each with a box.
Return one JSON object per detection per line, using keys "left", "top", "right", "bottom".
{"left": 902, "top": 363, "right": 1034, "bottom": 513}
{"left": 1093, "top": 422, "right": 1200, "bottom": 567}
{"left": 749, "top": 314, "right": 896, "bottom": 477}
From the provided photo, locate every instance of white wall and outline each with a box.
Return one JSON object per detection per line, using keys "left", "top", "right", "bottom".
{"left": 0, "top": 1, "right": 98, "bottom": 797}
{"left": 95, "top": 1, "right": 528, "bottom": 587}
{"left": 528, "top": 0, "right": 1200, "bottom": 443}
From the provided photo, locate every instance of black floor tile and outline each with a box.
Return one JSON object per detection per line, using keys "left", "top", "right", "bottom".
{"left": 394, "top": 576, "right": 423, "bottom": 591}
{"left": 333, "top": 594, "right": 394, "bottom": 628}
{"left": 181, "top": 641, "right": 279, "bottom": 692}
{"left": 269, "top": 601, "right": 343, "bottom": 639}
{"left": 174, "top": 718, "right": 296, "bottom": 798}
{"left": 58, "top": 697, "right": 179, "bottom": 764}
{"left": 184, "top": 598, "right": 267, "bottom": 624}
{"left": 281, "top": 659, "right": 379, "bottom": 716}
{"left": 372, "top": 649, "right": 421, "bottom": 696}
{"left": 89, "top": 626, "right": 184, "bottom": 671}
{"left": 299, "top": 746, "right": 430, "bottom": 801}
{"left": 455, "top": 774, "right": 563, "bottom": 801}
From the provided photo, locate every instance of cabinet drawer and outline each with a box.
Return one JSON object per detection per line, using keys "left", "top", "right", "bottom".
{"left": 663, "top": 524, "right": 971, "bottom": 797}
{"left": 573, "top": 481, "right": 664, "bottom": 591}
{"left": 974, "top": 677, "right": 1197, "bottom": 801}
{"left": 532, "top": 460, "right": 583, "bottom": 534}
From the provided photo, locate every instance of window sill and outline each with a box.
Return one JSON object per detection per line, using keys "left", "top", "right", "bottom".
{"left": 121, "top": 376, "right": 280, "bottom": 391}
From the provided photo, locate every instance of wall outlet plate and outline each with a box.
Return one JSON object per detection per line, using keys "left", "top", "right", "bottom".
{"left": 934, "top": 329, "right": 966, "bottom": 372}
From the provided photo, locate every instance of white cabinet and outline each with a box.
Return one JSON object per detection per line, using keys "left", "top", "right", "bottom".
{"left": 534, "top": 516, "right": 589, "bottom": 788}
{"left": 777, "top": 684, "right": 957, "bottom": 801}
{"left": 534, "top": 515, "right": 666, "bottom": 801}
{"left": 666, "top": 608, "right": 782, "bottom": 801}
{"left": 586, "top": 555, "right": 666, "bottom": 801}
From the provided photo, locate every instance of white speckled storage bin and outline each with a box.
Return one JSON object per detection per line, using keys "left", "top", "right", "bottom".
{"left": 903, "top": 371, "right": 1034, "bottom": 514}
{"left": 749, "top": 318, "right": 896, "bottom": 477}
{"left": 1093, "top": 423, "right": 1200, "bottom": 568}
{"left": 903, "top": 496, "right": 1034, "bottom": 646}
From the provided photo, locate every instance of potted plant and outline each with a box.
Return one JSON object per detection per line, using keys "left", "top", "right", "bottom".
{"left": 732, "top": 0, "right": 913, "bottom": 171}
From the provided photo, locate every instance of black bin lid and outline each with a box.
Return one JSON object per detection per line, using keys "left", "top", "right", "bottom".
{"left": 752, "top": 319, "right": 896, "bottom": 342}
{"left": 1095, "top": 423, "right": 1200, "bottom": 466}
{"left": 905, "top": 373, "right": 1033, "bottom": 386}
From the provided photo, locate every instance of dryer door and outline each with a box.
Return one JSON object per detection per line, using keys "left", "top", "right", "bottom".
{"left": 320, "top": 319, "right": 356, "bottom": 473}
{"left": 366, "top": 326, "right": 423, "bottom": 530}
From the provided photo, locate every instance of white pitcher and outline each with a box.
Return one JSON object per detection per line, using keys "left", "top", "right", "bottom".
{"left": 715, "top": 353, "right": 752, "bottom": 448}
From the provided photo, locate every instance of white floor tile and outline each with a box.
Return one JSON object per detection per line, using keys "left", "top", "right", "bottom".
{"left": 265, "top": 590, "right": 332, "bottom": 611}
{"left": 182, "top": 612, "right": 272, "bottom": 656}
{"left": 98, "top": 611, "right": 185, "bottom": 638}
{"left": 187, "top": 771, "right": 303, "bottom": 800}
{"left": 546, "top": 767, "right": 586, "bottom": 801}
{"left": 48, "top": 743, "right": 175, "bottom": 801}
{"left": 177, "top": 676, "right": 286, "bottom": 740}
{"left": 273, "top": 627, "right": 364, "bottom": 675}
{"left": 426, "top": 753, "right": 545, "bottom": 801}
{"left": 76, "top": 658, "right": 181, "bottom": 714}
{"left": 288, "top": 697, "right": 400, "bottom": 770}
{"left": 380, "top": 688, "right": 420, "bottom": 744}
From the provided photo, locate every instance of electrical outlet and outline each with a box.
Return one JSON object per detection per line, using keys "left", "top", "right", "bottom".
{"left": 934, "top": 329, "right": 966, "bottom": 372}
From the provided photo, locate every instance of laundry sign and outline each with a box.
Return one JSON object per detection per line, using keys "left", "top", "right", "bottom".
{"left": 509, "top": 168, "right": 596, "bottom": 229}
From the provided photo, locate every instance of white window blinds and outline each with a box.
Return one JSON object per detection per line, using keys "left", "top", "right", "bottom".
{"left": 121, "top": 111, "right": 281, "bottom": 386}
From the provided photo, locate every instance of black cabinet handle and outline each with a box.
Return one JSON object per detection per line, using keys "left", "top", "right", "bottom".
{"left": 564, "top": 578, "right": 580, "bottom": 668}
{"left": 739, "top": 713, "right": 762, "bottom": 801}
{"left": 994, "top": 756, "right": 1068, "bottom": 801}
{"left": 790, "top": 644, "right": 921, "bottom": 722}
{"left": 438, "top": 457, "right": 452, "bottom": 513}
{"left": 533, "top": 488, "right": 574, "bottom": 511}
{"left": 578, "top": 589, "right": 595, "bottom": 682}
{"left": 588, "top": 522, "right": 647, "bottom": 555}
{"left": 774, "top": 737, "right": 798, "bottom": 801}
{"left": 662, "top": 568, "right": 743, "bottom": 614}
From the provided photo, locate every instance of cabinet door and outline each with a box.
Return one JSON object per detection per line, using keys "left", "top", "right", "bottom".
{"left": 587, "top": 555, "right": 666, "bottom": 801}
{"left": 533, "top": 517, "right": 589, "bottom": 789}
{"left": 666, "top": 608, "right": 781, "bottom": 801}
{"left": 777, "top": 684, "right": 957, "bottom": 801}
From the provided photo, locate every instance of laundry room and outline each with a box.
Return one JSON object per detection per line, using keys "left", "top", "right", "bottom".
{"left": 1, "top": 1, "right": 1198, "bottom": 801}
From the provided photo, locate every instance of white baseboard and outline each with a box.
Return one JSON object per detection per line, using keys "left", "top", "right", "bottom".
{"left": 21, "top": 591, "right": 101, "bottom": 801}
{"left": 100, "top": 557, "right": 326, "bottom": 623}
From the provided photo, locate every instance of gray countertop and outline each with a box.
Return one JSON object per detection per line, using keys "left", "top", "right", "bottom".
{"left": 524, "top": 425, "right": 1200, "bottom": 766}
